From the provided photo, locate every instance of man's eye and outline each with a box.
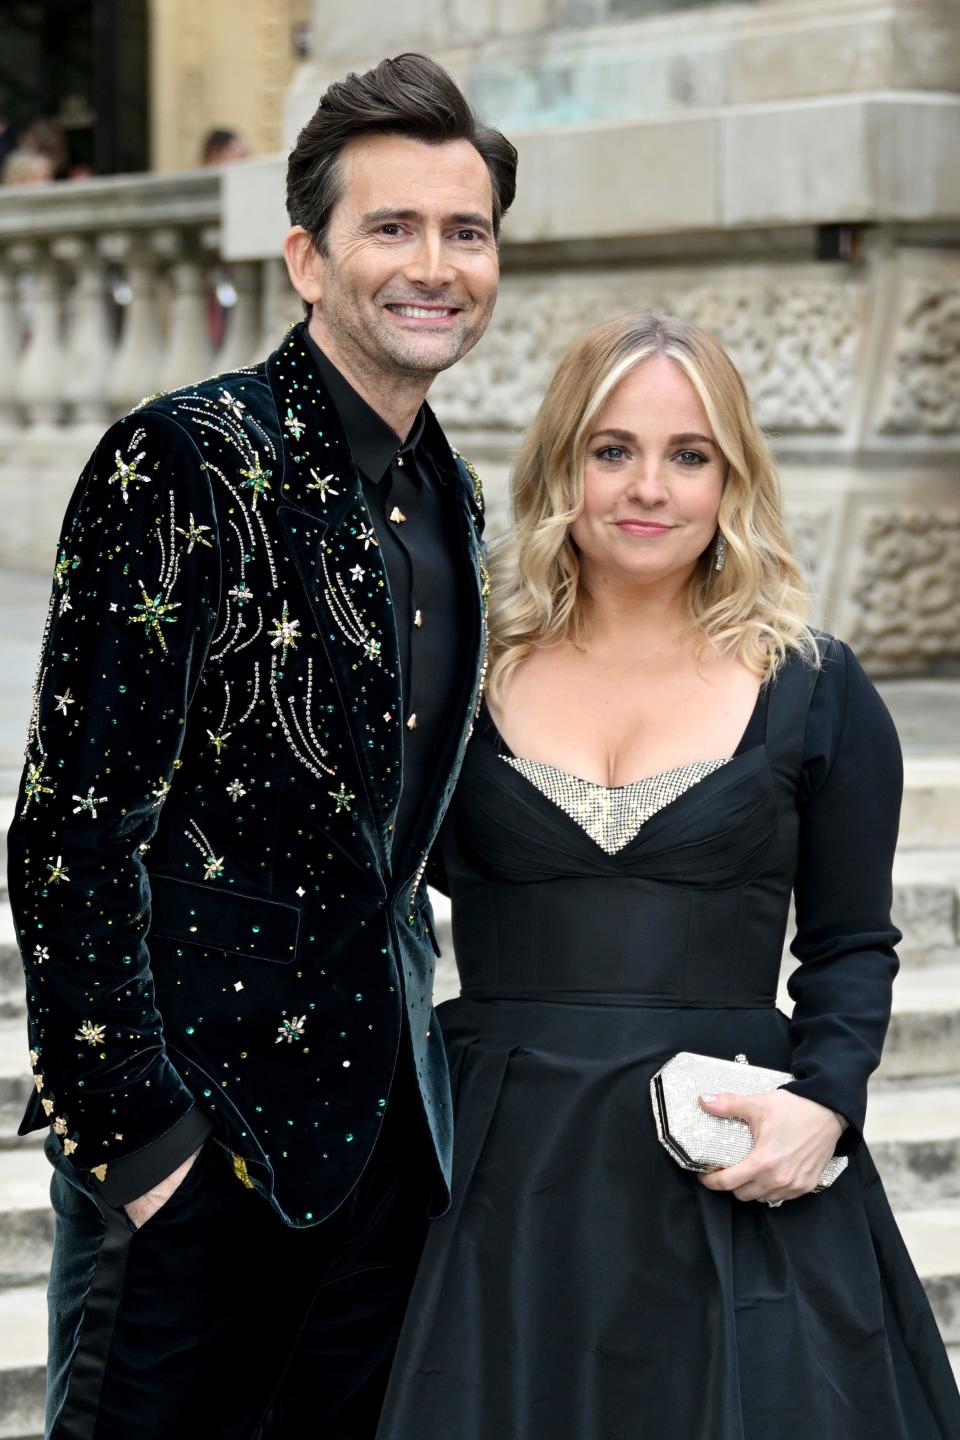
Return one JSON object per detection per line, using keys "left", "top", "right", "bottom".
{"left": 378, "top": 224, "right": 404, "bottom": 237}
{"left": 455, "top": 229, "right": 481, "bottom": 242}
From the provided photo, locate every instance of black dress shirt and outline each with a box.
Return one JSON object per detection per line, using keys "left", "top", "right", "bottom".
{"left": 305, "top": 334, "right": 467, "bottom": 862}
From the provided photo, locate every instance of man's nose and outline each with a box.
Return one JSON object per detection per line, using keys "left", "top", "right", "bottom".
{"left": 401, "top": 232, "right": 457, "bottom": 290}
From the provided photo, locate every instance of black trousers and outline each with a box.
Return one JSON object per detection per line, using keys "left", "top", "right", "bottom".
{"left": 44, "top": 1078, "right": 432, "bottom": 1439}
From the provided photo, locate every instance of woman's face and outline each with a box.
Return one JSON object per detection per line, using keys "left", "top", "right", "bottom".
{"left": 569, "top": 354, "right": 727, "bottom": 594}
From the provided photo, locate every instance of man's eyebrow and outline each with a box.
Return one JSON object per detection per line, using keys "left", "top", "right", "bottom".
{"left": 361, "top": 207, "right": 492, "bottom": 231}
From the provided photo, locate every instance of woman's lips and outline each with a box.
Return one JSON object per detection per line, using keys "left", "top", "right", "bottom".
{"left": 616, "top": 520, "right": 674, "bottom": 536}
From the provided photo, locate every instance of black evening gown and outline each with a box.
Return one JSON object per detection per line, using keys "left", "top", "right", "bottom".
{"left": 377, "top": 637, "right": 960, "bottom": 1440}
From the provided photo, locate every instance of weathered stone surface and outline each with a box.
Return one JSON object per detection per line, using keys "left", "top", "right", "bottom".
{"left": 892, "top": 885, "right": 957, "bottom": 954}
{"left": 876, "top": 279, "right": 960, "bottom": 436}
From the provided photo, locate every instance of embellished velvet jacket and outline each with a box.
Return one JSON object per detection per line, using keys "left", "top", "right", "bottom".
{"left": 7, "top": 324, "right": 488, "bottom": 1227}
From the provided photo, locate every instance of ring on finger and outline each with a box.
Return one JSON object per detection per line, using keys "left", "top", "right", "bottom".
{"left": 763, "top": 1197, "right": 784, "bottom": 1208}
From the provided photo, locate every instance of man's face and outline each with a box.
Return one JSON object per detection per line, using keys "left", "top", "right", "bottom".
{"left": 304, "top": 133, "right": 500, "bottom": 384}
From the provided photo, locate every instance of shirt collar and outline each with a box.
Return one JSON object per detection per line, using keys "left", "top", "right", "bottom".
{"left": 304, "top": 329, "right": 427, "bottom": 485}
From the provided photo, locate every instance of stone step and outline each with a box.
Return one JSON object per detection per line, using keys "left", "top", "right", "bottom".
{"left": 900, "top": 759, "right": 960, "bottom": 851}
{"left": 866, "top": 1083, "right": 960, "bottom": 1208}
{"left": 876, "top": 963, "right": 960, "bottom": 1080}
{"left": 0, "top": 1019, "right": 33, "bottom": 1147}
{"left": 0, "top": 1146, "right": 51, "bottom": 1287}
{"left": 0, "top": 1284, "right": 45, "bottom": 1440}
{"left": 897, "top": 1207, "right": 960, "bottom": 1345}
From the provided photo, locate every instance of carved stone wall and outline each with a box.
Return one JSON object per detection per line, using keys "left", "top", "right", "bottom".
{"left": 877, "top": 281, "right": 960, "bottom": 436}
{"left": 430, "top": 268, "right": 865, "bottom": 436}
{"left": 434, "top": 242, "right": 960, "bottom": 677}
{"left": 846, "top": 511, "right": 960, "bottom": 672}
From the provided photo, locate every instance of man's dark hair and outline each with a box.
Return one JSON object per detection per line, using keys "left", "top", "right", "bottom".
{"left": 286, "top": 52, "right": 518, "bottom": 251}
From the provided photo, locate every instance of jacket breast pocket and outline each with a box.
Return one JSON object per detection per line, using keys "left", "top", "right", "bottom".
{"left": 148, "top": 873, "right": 300, "bottom": 965}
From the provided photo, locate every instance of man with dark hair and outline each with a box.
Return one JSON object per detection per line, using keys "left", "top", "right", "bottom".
{"left": 8, "top": 52, "right": 516, "bottom": 1439}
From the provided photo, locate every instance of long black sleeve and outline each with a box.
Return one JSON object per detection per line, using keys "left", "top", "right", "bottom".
{"left": 780, "top": 639, "right": 902, "bottom": 1152}
{"left": 7, "top": 410, "right": 220, "bottom": 1193}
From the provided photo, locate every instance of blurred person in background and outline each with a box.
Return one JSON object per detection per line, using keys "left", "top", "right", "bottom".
{"left": 19, "top": 117, "right": 70, "bottom": 179}
{"left": 201, "top": 126, "right": 251, "bottom": 165}
{"left": 2, "top": 148, "right": 55, "bottom": 185}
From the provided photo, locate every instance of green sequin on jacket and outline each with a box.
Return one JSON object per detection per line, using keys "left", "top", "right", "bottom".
{"left": 7, "top": 323, "right": 488, "bottom": 1227}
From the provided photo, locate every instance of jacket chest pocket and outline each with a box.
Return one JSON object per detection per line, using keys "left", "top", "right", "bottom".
{"left": 148, "top": 873, "right": 300, "bottom": 964}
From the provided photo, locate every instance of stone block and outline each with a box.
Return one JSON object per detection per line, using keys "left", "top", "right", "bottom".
{"left": 505, "top": 114, "right": 721, "bottom": 243}
{"left": 221, "top": 158, "right": 288, "bottom": 264}
{"left": 893, "top": 885, "right": 958, "bottom": 953}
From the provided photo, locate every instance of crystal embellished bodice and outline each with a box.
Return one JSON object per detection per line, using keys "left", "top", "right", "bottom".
{"left": 502, "top": 755, "right": 730, "bottom": 855}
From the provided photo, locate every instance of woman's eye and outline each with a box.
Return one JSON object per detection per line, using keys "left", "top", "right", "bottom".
{"left": 595, "top": 446, "right": 627, "bottom": 462}
{"left": 675, "top": 449, "right": 709, "bottom": 466}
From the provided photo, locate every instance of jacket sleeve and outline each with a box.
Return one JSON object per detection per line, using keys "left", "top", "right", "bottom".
{"left": 6, "top": 409, "right": 221, "bottom": 1197}
{"left": 780, "top": 639, "right": 903, "bottom": 1153}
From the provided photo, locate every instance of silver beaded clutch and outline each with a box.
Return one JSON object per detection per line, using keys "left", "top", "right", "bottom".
{"left": 650, "top": 1051, "right": 848, "bottom": 1193}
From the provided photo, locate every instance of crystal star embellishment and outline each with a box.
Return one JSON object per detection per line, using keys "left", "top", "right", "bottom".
{"left": 226, "top": 778, "right": 247, "bottom": 802}
{"left": 54, "top": 688, "right": 75, "bottom": 714}
{"left": 53, "top": 550, "right": 79, "bottom": 588}
{"left": 75, "top": 1020, "right": 106, "bottom": 1048}
{"left": 46, "top": 855, "right": 69, "bottom": 885}
{"left": 239, "top": 455, "right": 272, "bottom": 508}
{"left": 358, "top": 524, "right": 378, "bottom": 550}
{"left": 268, "top": 601, "right": 301, "bottom": 656}
{"left": 176, "top": 513, "right": 213, "bottom": 554}
{"left": 202, "top": 853, "right": 225, "bottom": 882}
{"left": 58, "top": 590, "right": 73, "bottom": 616}
{"left": 364, "top": 638, "right": 382, "bottom": 663}
{"left": 108, "top": 448, "right": 149, "bottom": 503}
{"left": 23, "top": 760, "right": 54, "bottom": 812}
{"left": 150, "top": 777, "right": 171, "bottom": 805}
{"left": 275, "top": 1013, "right": 306, "bottom": 1045}
{"left": 328, "top": 782, "right": 355, "bottom": 814}
{"left": 72, "top": 786, "right": 107, "bottom": 819}
{"left": 207, "top": 729, "right": 232, "bottom": 756}
{"left": 33, "top": 945, "right": 49, "bottom": 963}
{"left": 131, "top": 584, "right": 181, "bottom": 653}
{"left": 228, "top": 582, "right": 253, "bottom": 605}
{"left": 307, "top": 470, "right": 339, "bottom": 503}
{"left": 284, "top": 407, "right": 306, "bottom": 441}
{"left": 219, "top": 389, "right": 246, "bottom": 419}
{"left": 349, "top": 564, "right": 365, "bottom": 582}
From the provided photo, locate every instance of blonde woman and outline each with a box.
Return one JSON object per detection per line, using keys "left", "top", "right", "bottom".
{"left": 377, "top": 315, "right": 960, "bottom": 1439}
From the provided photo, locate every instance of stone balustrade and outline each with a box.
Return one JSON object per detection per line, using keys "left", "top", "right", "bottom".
{"left": 0, "top": 170, "right": 301, "bottom": 573}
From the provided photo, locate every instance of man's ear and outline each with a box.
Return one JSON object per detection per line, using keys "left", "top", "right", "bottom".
{"left": 283, "top": 226, "right": 324, "bottom": 306}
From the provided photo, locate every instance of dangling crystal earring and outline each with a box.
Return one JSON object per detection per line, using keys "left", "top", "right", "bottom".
{"left": 713, "top": 531, "right": 727, "bottom": 573}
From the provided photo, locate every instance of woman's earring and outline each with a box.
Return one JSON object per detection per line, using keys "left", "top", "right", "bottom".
{"left": 713, "top": 532, "right": 727, "bottom": 573}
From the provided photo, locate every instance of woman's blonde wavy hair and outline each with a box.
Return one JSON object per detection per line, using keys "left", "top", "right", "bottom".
{"left": 486, "top": 312, "right": 819, "bottom": 703}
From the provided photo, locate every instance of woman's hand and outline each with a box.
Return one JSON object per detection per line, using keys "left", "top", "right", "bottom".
{"left": 696, "top": 1090, "right": 846, "bottom": 1205}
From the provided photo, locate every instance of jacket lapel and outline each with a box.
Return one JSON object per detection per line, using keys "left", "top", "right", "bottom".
{"left": 266, "top": 327, "right": 403, "bottom": 854}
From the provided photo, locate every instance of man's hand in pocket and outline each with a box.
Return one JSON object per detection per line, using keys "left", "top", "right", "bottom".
{"left": 124, "top": 1145, "right": 204, "bottom": 1229}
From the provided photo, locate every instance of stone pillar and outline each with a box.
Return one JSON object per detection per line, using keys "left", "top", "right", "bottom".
{"left": 103, "top": 234, "right": 164, "bottom": 415}
{"left": 54, "top": 236, "right": 113, "bottom": 431}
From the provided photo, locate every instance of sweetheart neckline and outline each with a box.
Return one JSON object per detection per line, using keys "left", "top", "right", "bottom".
{"left": 500, "top": 751, "right": 731, "bottom": 795}
{"left": 481, "top": 693, "right": 764, "bottom": 793}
